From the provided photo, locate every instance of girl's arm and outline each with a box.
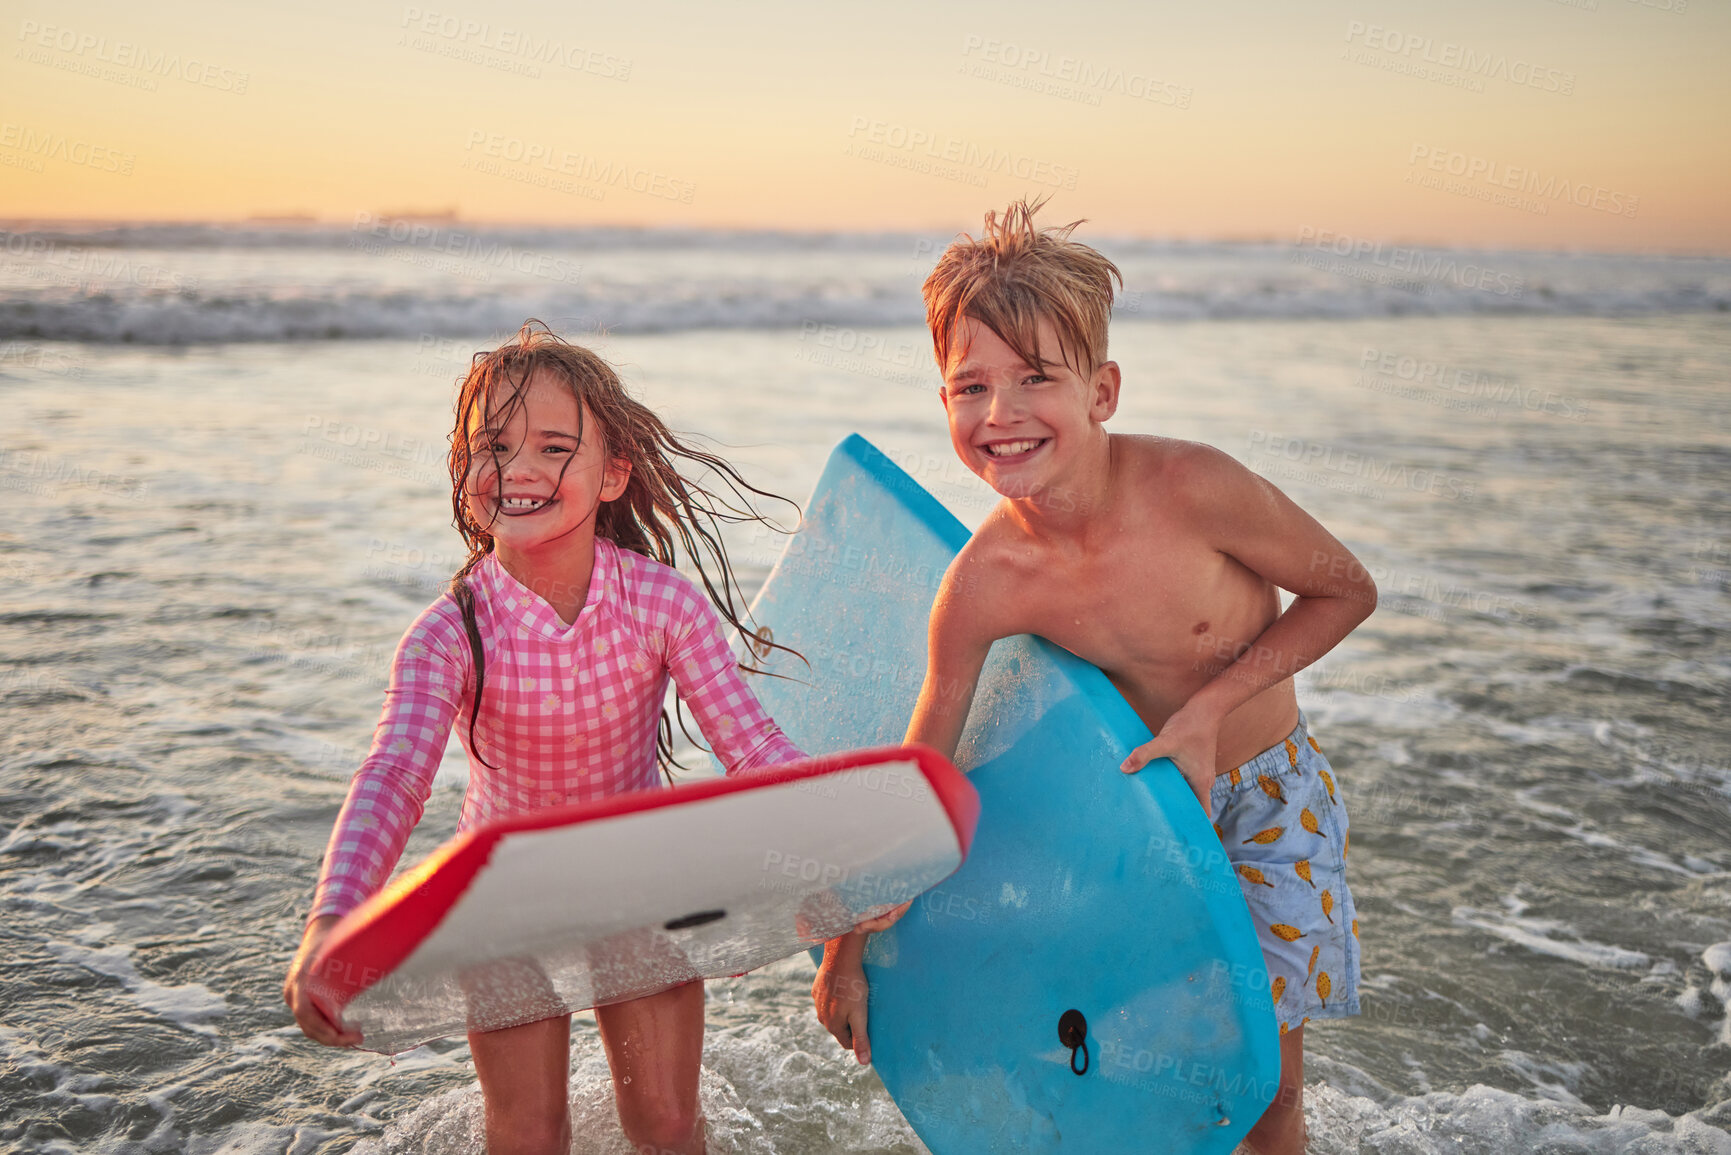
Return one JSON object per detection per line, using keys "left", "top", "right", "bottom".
{"left": 663, "top": 578, "right": 806, "bottom": 774}
{"left": 287, "top": 604, "right": 468, "bottom": 1046}
{"left": 306, "top": 610, "right": 468, "bottom": 923}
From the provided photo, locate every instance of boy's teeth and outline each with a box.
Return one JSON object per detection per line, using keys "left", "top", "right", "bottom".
{"left": 987, "top": 440, "right": 1042, "bottom": 457}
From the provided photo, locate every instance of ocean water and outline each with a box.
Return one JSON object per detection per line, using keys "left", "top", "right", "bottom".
{"left": 1, "top": 225, "right": 1728, "bottom": 1154}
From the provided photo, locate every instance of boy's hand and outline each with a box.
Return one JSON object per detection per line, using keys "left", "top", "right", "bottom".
{"left": 852, "top": 901, "right": 911, "bottom": 934}
{"left": 813, "top": 931, "right": 873, "bottom": 1065}
{"left": 1121, "top": 706, "right": 1220, "bottom": 815}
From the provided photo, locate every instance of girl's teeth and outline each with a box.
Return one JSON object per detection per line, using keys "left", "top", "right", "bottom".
{"left": 503, "top": 497, "right": 546, "bottom": 510}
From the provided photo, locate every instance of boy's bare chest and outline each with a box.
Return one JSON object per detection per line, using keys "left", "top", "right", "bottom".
{"left": 1001, "top": 536, "right": 1237, "bottom": 674}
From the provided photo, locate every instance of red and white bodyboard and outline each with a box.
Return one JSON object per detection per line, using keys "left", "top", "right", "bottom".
{"left": 308, "top": 744, "right": 977, "bottom": 1054}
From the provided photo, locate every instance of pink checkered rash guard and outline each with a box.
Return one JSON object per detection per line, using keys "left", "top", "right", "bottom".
{"left": 308, "top": 536, "right": 805, "bottom": 923}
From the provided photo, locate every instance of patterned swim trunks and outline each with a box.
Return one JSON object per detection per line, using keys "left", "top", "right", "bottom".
{"left": 1209, "top": 711, "right": 1360, "bottom": 1034}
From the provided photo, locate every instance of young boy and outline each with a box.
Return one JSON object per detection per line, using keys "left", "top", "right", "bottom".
{"left": 811, "top": 201, "right": 1375, "bottom": 1154}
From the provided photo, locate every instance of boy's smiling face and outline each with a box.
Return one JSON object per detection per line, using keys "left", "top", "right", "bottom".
{"left": 940, "top": 315, "right": 1119, "bottom": 500}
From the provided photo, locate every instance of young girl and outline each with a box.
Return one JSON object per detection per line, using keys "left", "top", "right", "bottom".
{"left": 283, "top": 322, "right": 807, "bottom": 1155}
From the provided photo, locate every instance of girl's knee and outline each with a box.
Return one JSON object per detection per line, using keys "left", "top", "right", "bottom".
{"left": 618, "top": 1100, "right": 702, "bottom": 1153}
{"left": 486, "top": 1111, "right": 571, "bottom": 1155}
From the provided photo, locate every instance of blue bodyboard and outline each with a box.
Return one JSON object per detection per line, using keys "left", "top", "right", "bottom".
{"left": 746, "top": 435, "right": 1280, "bottom": 1153}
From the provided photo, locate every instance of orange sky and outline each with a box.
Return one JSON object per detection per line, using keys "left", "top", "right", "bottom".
{"left": 2, "top": 0, "right": 1727, "bottom": 252}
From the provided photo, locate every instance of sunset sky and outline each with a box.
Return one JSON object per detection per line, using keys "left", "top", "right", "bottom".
{"left": 3, "top": 0, "right": 1727, "bottom": 251}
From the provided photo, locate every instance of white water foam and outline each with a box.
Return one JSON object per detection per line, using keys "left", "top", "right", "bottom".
{"left": 1306, "top": 1081, "right": 1731, "bottom": 1155}
{"left": 44, "top": 935, "right": 229, "bottom": 1033}
{"left": 1703, "top": 942, "right": 1731, "bottom": 1048}
{"left": 349, "top": 1022, "right": 928, "bottom": 1155}
{"left": 1451, "top": 903, "right": 1652, "bottom": 970}
{"left": 3, "top": 224, "right": 1727, "bottom": 343}
{"left": 335, "top": 961, "right": 1731, "bottom": 1155}
{"left": 342, "top": 1043, "right": 1731, "bottom": 1155}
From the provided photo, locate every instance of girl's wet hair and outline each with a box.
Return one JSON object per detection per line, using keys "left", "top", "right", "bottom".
{"left": 447, "top": 320, "right": 801, "bottom": 780}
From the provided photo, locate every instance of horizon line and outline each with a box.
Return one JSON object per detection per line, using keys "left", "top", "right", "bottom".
{"left": 1, "top": 214, "right": 1727, "bottom": 260}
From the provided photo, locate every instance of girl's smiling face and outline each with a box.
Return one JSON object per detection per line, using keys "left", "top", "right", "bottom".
{"left": 464, "top": 369, "right": 630, "bottom": 558}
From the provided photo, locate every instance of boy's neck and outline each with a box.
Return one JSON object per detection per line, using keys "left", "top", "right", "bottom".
{"left": 494, "top": 531, "right": 599, "bottom": 625}
{"left": 999, "top": 430, "right": 1117, "bottom": 542}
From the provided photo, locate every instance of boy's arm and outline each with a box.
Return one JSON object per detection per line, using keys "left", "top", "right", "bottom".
{"left": 1122, "top": 445, "right": 1378, "bottom": 805}
{"left": 813, "top": 556, "right": 995, "bottom": 1066}
{"left": 843, "top": 576, "right": 990, "bottom": 936}
{"left": 904, "top": 556, "right": 995, "bottom": 759}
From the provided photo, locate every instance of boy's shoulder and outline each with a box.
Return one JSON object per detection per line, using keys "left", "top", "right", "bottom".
{"left": 943, "top": 433, "right": 1269, "bottom": 592}
{"left": 939, "top": 437, "right": 1169, "bottom": 573}
{"left": 1112, "top": 432, "right": 1248, "bottom": 505}
{"left": 965, "top": 434, "right": 1244, "bottom": 547}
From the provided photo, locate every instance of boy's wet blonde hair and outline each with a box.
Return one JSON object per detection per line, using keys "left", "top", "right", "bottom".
{"left": 922, "top": 197, "right": 1123, "bottom": 380}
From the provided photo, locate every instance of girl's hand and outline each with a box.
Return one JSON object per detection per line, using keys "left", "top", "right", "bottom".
{"left": 812, "top": 932, "right": 873, "bottom": 1065}
{"left": 283, "top": 914, "right": 364, "bottom": 1048}
{"left": 1120, "top": 705, "right": 1221, "bottom": 815}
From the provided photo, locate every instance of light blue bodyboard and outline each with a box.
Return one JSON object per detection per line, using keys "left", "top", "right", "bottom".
{"left": 746, "top": 435, "right": 1280, "bottom": 1154}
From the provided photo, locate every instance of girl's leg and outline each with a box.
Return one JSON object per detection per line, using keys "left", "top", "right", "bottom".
{"left": 595, "top": 980, "right": 707, "bottom": 1155}
{"left": 468, "top": 1013, "right": 574, "bottom": 1155}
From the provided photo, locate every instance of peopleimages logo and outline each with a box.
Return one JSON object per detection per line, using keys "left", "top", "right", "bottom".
{"left": 16, "top": 20, "right": 251, "bottom": 93}
{"left": 1291, "top": 227, "right": 1525, "bottom": 298}
{"left": 350, "top": 212, "right": 588, "bottom": 284}
{"left": 845, "top": 117, "right": 1080, "bottom": 190}
{"left": 0, "top": 123, "right": 134, "bottom": 174}
{"left": 1246, "top": 430, "right": 1477, "bottom": 503}
{"left": 0, "top": 230, "right": 193, "bottom": 292}
{"left": 461, "top": 131, "right": 695, "bottom": 204}
{"left": 958, "top": 35, "right": 1192, "bottom": 109}
{"left": 1358, "top": 347, "right": 1589, "bottom": 421}
{"left": 399, "top": 8, "right": 630, "bottom": 79}
{"left": 1407, "top": 145, "right": 1639, "bottom": 218}
{"left": 1343, "top": 21, "right": 1575, "bottom": 94}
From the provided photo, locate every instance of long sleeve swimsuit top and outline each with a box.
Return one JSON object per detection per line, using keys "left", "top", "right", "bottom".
{"left": 309, "top": 536, "right": 805, "bottom": 922}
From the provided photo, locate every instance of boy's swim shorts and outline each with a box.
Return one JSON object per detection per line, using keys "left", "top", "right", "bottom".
{"left": 1209, "top": 710, "right": 1360, "bottom": 1033}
